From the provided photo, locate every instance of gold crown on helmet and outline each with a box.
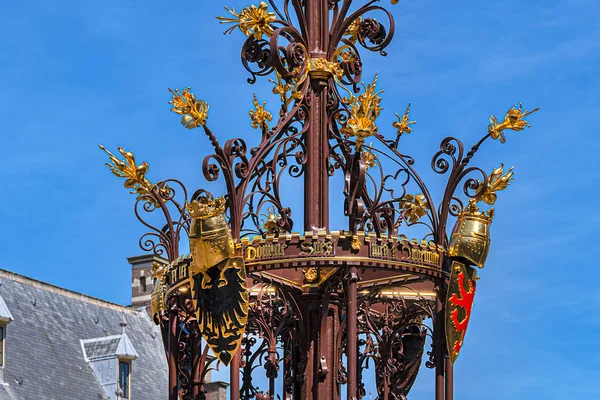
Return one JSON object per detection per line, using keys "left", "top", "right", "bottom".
{"left": 457, "top": 200, "right": 494, "bottom": 223}
{"left": 187, "top": 196, "right": 227, "bottom": 219}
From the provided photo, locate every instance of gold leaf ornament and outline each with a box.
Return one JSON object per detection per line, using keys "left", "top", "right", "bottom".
{"left": 480, "top": 164, "right": 514, "bottom": 205}
{"left": 488, "top": 103, "right": 540, "bottom": 143}
{"left": 400, "top": 193, "right": 430, "bottom": 223}
{"left": 392, "top": 103, "right": 416, "bottom": 137}
{"left": 340, "top": 74, "right": 384, "bottom": 150}
{"left": 362, "top": 144, "right": 377, "bottom": 170}
{"left": 249, "top": 94, "right": 273, "bottom": 130}
{"left": 217, "top": 2, "right": 276, "bottom": 39}
{"left": 99, "top": 145, "right": 168, "bottom": 205}
{"left": 344, "top": 17, "right": 362, "bottom": 44}
{"left": 168, "top": 87, "right": 209, "bottom": 129}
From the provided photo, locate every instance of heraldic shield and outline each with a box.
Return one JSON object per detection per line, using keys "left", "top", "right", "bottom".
{"left": 187, "top": 196, "right": 249, "bottom": 366}
{"left": 445, "top": 261, "right": 478, "bottom": 364}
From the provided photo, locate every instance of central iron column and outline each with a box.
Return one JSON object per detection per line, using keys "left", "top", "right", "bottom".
{"left": 304, "top": 0, "right": 330, "bottom": 231}
{"left": 296, "top": 1, "right": 339, "bottom": 399}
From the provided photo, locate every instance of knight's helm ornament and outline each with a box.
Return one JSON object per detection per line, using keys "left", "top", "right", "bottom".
{"left": 150, "top": 261, "right": 167, "bottom": 325}
{"left": 448, "top": 201, "right": 494, "bottom": 268}
{"left": 448, "top": 164, "right": 514, "bottom": 269}
{"left": 187, "top": 196, "right": 249, "bottom": 366}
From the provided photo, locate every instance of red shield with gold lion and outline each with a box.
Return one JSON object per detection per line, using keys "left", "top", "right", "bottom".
{"left": 445, "top": 261, "right": 478, "bottom": 364}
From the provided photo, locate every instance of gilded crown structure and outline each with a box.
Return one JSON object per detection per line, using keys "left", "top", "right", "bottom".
{"left": 99, "top": 1, "right": 538, "bottom": 399}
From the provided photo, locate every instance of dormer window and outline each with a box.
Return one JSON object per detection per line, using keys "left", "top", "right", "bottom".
{"left": 81, "top": 332, "right": 139, "bottom": 399}
{"left": 119, "top": 360, "right": 131, "bottom": 399}
{"left": 0, "top": 293, "right": 13, "bottom": 377}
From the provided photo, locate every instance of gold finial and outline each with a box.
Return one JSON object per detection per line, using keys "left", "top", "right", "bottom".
{"left": 340, "top": 74, "right": 384, "bottom": 150}
{"left": 217, "top": 2, "right": 276, "bottom": 39}
{"left": 187, "top": 196, "right": 227, "bottom": 220}
{"left": 99, "top": 145, "right": 165, "bottom": 205}
{"left": 168, "top": 87, "right": 209, "bottom": 129}
{"left": 249, "top": 94, "right": 273, "bottom": 130}
{"left": 488, "top": 103, "right": 540, "bottom": 143}
{"left": 392, "top": 103, "right": 416, "bottom": 137}
{"left": 478, "top": 164, "right": 514, "bottom": 205}
{"left": 344, "top": 17, "right": 362, "bottom": 44}
{"left": 362, "top": 143, "right": 377, "bottom": 170}
{"left": 400, "top": 193, "right": 430, "bottom": 223}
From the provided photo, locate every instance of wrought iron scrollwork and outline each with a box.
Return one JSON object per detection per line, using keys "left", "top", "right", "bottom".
{"left": 357, "top": 289, "right": 434, "bottom": 400}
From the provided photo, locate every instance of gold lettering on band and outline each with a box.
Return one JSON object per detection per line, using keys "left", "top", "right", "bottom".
{"left": 245, "top": 243, "right": 288, "bottom": 260}
{"left": 409, "top": 248, "right": 440, "bottom": 264}
{"left": 300, "top": 240, "right": 333, "bottom": 256}
{"left": 371, "top": 243, "right": 390, "bottom": 258}
{"left": 179, "top": 264, "right": 188, "bottom": 280}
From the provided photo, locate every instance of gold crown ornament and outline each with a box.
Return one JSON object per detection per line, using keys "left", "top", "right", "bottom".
{"left": 448, "top": 201, "right": 494, "bottom": 269}
{"left": 186, "top": 196, "right": 227, "bottom": 220}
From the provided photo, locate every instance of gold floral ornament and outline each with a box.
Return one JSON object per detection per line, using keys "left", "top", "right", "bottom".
{"left": 270, "top": 72, "right": 303, "bottom": 110}
{"left": 249, "top": 94, "right": 273, "bottom": 130}
{"left": 303, "top": 267, "right": 318, "bottom": 283}
{"left": 99, "top": 145, "right": 168, "bottom": 206}
{"left": 340, "top": 74, "right": 384, "bottom": 150}
{"left": 344, "top": 17, "right": 362, "bottom": 44}
{"left": 217, "top": 2, "right": 276, "bottom": 39}
{"left": 393, "top": 103, "right": 416, "bottom": 137}
{"left": 400, "top": 193, "right": 430, "bottom": 224}
{"left": 478, "top": 164, "right": 514, "bottom": 205}
{"left": 261, "top": 207, "right": 281, "bottom": 233}
{"left": 362, "top": 143, "right": 377, "bottom": 170}
{"left": 168, "top": 87, "right": 209, "bottom": 129}
{"left": 488, "top": 103, "right": 540, "bottom": 144}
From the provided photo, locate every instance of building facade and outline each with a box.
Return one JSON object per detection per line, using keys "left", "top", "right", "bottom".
{"left": 0, "top": 262, "right": 227, "bottom": 399}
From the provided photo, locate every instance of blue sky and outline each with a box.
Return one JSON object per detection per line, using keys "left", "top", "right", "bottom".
{"left": 1, "top": 1, "right": 599, "bottom": 399}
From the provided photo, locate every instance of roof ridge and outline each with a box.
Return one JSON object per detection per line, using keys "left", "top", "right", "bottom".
{"left": 0, "top": 268, "right": 141, "bottom": 314}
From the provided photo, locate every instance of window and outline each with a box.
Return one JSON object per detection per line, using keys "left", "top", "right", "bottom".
{"left": 119, "top": 361, "right": 130, "bottom": 399}
{"left": 139, "top": 276, "right": 147, "bottom": 293}
{"left": 0, "top": 325, "right": 4, "bottom": 367}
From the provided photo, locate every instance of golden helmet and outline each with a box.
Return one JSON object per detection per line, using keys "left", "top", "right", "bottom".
{"left": 448, "top": 202, "right": 494, "bottom": 269}
{"left": 150, "top": 261, "right": 168, "bottom": 325}
{"left": 187, "top": 196, "right": 235, "bottom": 270}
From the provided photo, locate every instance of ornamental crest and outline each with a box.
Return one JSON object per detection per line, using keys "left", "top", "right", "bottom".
{"left": 445, "top": 261, "right": 478, "bottom": 364}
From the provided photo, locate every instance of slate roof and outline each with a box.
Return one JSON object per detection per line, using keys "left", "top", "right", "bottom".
{"left": 0, "top": 269, "right": 168, "bottom": 400}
